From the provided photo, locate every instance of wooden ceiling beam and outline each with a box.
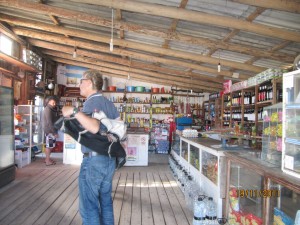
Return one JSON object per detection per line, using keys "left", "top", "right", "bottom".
{"left": 270, "top": 40, "right": 292, "bottom": 52}
{"left": 230, "top": 0, "right": 300, "bottom": 14}
{"left": 29, "top": 39, "right": 224, "bottom": 84}
{"left": 115, "top": 9, "right": 124, "bottom": 40}
{"left": 211, "top": 7, "right": 267, "bottom": 70}
{"left": 49, "top": 14, "right": 60, "bottom": 25}
{"left": 162, "top": 0, "right": 188, "bottom": 49}
{"left": 52, "top": 57, "right": 218, "bottom": 92}
{"left": 43, "top": 49, "right": 222, "bottom": 89}
{"left": 48, "top": 14, "right": 69, "bottom": 38}
{"left": 13, "top": 28, "right": 251, "bottom": 79}
{"left": 0, "top": 3, "right": 295, "bottom": 63}
{"left": 4, "top": 18, "right": 266, "bottom": 73}
{"left": 69, "top": 0, "right": 300, "bottom": 42}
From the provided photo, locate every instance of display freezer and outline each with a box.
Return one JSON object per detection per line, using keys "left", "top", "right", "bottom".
{"left": 0, "top": 86, "right": 15, "bottom": 188}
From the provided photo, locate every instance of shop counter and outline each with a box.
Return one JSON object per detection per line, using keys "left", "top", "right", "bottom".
{"left": 171, "top": 136, "right": 229, "bottom": 217}
{"left": 224, "top": 151, "right": 300, "bottom": 225}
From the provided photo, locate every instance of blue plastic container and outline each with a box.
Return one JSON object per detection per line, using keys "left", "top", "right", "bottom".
{"left": 126, "top": 86, "right": 135, "bottom": 92}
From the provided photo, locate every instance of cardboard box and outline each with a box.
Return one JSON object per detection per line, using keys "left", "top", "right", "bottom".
{"left": 15, "top": 150, "right": 28, "bottom": 168}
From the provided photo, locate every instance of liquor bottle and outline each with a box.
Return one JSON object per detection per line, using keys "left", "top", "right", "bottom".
{"left": 251, "top": 92, "right": 255, "bottom": 104}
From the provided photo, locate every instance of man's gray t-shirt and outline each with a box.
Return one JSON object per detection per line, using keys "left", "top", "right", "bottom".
{"left": 81, "top": 93, "right": 119, "bottom": 153}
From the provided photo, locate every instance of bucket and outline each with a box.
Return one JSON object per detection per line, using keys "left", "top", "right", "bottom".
{"left": 116, "top": 88, "right": 125, "bottom": 92}
{"left": 135, "top": 86, "right": 145, "bottom": 92}
{"left": 127, "top": 86, "right": 135, "bottom": 92}
{"left": 108, "top": 86, "right": 116, "bottom": 91}
{"left": 152, "top": 87, "right": 159, "bottom": 93}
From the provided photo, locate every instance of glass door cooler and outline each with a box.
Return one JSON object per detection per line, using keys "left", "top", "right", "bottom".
{"left": 0, "top": 86, "right": 15, "bottom": 188}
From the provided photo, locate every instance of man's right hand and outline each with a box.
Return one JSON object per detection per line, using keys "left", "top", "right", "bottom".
{"left": 62, "top": 106, "right": 75, "bottom": 118}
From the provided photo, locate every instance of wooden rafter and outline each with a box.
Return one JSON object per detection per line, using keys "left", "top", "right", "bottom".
{"left": 0, "top": 2, "right": 296, "bottom": 62}
{"left": 13, "top": 27, "right": 255, "bottom": 79}
{"left": 230, "top": 0, "right": 300, "bottom": 13}
{"left": 4, "top": 19, "right": 266, "bottom": 73}
{"left": 68, "top": 0, "right": 300, "bottom": 42}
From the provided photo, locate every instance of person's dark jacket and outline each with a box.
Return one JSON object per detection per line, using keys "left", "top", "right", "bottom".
{"left": 43, "top": 104, "right": 59, "bottom": 135}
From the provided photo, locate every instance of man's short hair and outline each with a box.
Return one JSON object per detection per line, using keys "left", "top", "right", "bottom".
{"left": 83, "top": 70, "right": 103, "bottom": 91}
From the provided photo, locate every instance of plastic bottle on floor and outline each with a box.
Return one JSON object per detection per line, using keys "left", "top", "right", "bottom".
{"left": 193, "top": 196, "right": 206, "bottom": 225}
{"left": 206, "top": 197, "right": 217, "bottom": 221}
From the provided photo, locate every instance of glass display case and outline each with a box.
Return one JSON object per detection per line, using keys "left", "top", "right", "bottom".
{"left": 269, "top": 181, "right": 299, "bottom": 225}
{"left": 173, "top": 137, "right": 226, "bottom": 217}
{"left": 181, "top": 139, "right": 188, "bottom": 162}
{"left": 0, "top": 86, "right": 15, "bottom": 188}
{"left": 282, "top": 70, "right": 300, "bottom": 178}
{"left": 16, "top": 105, "right": 43, "bottom": 165}
{"left": 171, "top": 133, "right": 180, "bottom": 155}
{"left": 261, "top": 103, "right": 282, "bottom": 165}
{"left": 225, "top": 151, "right": 300, "bottom": 225}
{"left": 202, "top": 151, "right": 218, "bottom": 185}
{"left": 189, "top": 145, "right": 199, "bottom": 170}
{"left": 228, "top": 162, "right": 264, "bottom": 225}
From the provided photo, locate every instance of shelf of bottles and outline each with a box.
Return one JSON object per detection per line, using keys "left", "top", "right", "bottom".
{"left": 59, "top": 97, "right": 85, "bottom": 114}
{"left": 203, "top": 100, "right": 209, "bottom": 120}
{"left": 207, "top": 92, "right": 221, "bottom": 129}
{"left": 222, "top": 94, "right": 231, "bottom": 127}
{"left": 221, "top": 79, "right": 283, "bottom": 141}
{"left": 257, "top": 80, "right": 282, "bottom": 106}
{"left": 103, "top": 92, "right": 173, "bottom": 128}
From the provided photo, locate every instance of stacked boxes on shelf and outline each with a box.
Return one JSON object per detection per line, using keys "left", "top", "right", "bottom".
{"left": 149, "top": 124, "right": 170, "bottom": 154}
{"left": 14, "top": 150, "right": 29, "bottom": 168}
{"left": 148, "top": 130, "right": 156, "bottom": 152}
{"left": 247, "top": 68, "right": 285, "bottom": 88}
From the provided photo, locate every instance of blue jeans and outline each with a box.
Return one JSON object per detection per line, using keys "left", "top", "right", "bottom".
{"left": 79, "top": 154, "right": 116, "bottom": 225}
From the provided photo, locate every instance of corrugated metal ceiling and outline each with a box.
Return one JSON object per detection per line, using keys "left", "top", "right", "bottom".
{"left": 0, "top": 0, "right": 299, "bottom": 92}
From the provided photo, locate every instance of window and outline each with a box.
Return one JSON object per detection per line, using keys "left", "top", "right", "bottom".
{"left": 0, "top": 34, "right": 13, "bottom": 56}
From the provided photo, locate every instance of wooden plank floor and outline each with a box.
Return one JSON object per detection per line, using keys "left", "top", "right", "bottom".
{"left": 0, "top": 153, "right": 193, "bottom": 225}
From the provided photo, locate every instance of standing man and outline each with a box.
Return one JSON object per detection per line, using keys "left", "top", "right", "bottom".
{"left": 43, "top": 96, "right": 59, "bottom": 166}
{"left": 62, "top": 70, "right": 119, "bottom": 225}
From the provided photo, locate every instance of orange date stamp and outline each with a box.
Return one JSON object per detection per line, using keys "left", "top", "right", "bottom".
{"left": 237, "top": 189, "right": 280, "bottom": 198}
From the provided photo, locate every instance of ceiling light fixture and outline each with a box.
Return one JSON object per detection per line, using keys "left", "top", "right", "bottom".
{"left": 218, "top": 50, "right": 221, "bottom": 73}
{"left": 48, "top": 79, "right": 54, "bottom": 90}
{"left": 73, "top": 46, "right": 77, "bottom": 58}
{"left": 110, "top": 8, "right": 114, "bottom": 52}
{"left": 128, "top": 58, "right": 131, "bottom": 80}
{"left": 73, "top": 18, "right": 78, "bottom": 58}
